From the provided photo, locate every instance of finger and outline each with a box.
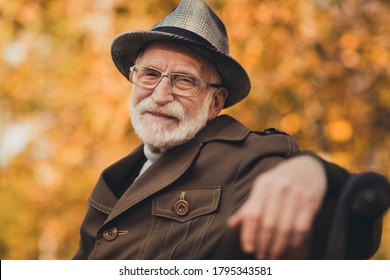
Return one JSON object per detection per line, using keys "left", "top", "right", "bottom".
{"left": 242, "top": 179, "right": 273, "bottom": 254}
{"left": 290, "top": 204, "right": 313, "bottom": 249}
{"left": 267, "top": 196, "right": 296, "bottom": 259}
{"left": 230, "top": 175, "right": 274, "bottom": 256}
{"left": 227, "top": 209, "right": 243, "bottom": 229}
{"left": 255, "top": 186, "right": 280, "bottom": 259}
{"left": 237, "top": 200, "right": 261, "bottom": 253}
{"left": 227, "top": 198, "right": 258, "bottom": 253}
{"left": 227, "top": 185, "right": 261, "bottom": 252}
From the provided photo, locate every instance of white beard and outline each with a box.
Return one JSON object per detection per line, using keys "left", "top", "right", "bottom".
{"left": 130, "top": 94, "right": 213, "bottom": 151}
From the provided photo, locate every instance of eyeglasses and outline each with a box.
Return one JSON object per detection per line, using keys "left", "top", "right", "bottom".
{"left": 129, "top": 64, "right": 222, "bottom": 97}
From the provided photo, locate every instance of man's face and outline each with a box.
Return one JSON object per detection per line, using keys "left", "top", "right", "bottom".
{"left": 129, "top": 41, "right": 222, "bottom": 151}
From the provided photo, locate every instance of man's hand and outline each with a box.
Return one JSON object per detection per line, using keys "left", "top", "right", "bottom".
{"left": 228, "top": 155, "right": 327, "bottom": 259}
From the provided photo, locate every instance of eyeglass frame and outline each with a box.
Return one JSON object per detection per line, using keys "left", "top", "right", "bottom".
{"left": 129, "top": 64, "right": 223, "bottom": 98}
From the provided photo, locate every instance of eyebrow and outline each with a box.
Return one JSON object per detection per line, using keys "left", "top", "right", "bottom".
{"left": 138, "top": 63, "right": 201, "bottom": 77}
{"left": 172, "top": 66, "right": 200, "bottom": 77}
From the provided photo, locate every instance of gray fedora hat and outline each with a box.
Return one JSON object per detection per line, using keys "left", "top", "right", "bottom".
{"left": 111, "top": 0, "right": 251, "bottom": 108}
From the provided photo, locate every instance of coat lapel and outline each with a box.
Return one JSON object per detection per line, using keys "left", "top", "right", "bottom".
{"left": 89, "top": 145, "right": 145, "bottom": 214}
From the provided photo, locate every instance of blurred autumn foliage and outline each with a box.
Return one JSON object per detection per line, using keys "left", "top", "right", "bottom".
{"left": 1, "top": 0, "right": 389, "bottom": 260}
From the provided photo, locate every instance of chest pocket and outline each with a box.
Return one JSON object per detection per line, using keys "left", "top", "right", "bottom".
{"left": 152, "top": 186, "right": 221, "bottom": 222}
{"left": 138, "top": 186, "right": 221, "bottom": 259}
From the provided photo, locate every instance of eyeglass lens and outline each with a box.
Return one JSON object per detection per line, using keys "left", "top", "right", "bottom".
{"left": 130, "top": 65, "right": 203, "bottom": 97}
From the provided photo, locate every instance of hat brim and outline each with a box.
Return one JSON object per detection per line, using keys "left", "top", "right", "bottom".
{"left": 111, "top": 30, "right": 251, "bottom": 108}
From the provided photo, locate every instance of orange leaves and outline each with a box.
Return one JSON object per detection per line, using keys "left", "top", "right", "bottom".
{"left": 280, "top": 113, "right": 301, "bottom": 135}
{"left": 0, "top": 0, "right": 390, "bottom": 260}
{"left": 325, "top": 119, "right": 353, "bottom": 143}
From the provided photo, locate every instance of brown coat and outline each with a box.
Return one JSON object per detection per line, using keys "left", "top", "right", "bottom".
{"left": 73, "top": 115, "right": 380, "bottom": 259}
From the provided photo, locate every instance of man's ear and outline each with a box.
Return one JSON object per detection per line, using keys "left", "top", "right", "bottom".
{"left": 208, "top": 88, "right": 228, "bottom": 121}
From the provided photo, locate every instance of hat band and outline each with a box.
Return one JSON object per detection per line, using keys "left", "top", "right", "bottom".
{"left": 152, "top": 26, "right": 216, "bottom": 50}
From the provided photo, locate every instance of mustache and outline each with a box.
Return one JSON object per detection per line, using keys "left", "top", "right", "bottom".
{"left": 135, "top": 97, "right": 186, "bottom": 120}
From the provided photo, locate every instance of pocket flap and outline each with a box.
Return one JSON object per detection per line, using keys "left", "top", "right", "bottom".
{"left": 152, "top": 186, "right": 221, "bottom": 223}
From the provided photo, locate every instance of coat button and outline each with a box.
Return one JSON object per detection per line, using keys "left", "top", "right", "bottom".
{"left": 174, "top": 200, "right": 190, "bottom": 216}
{"left": 103, "top": 227, "right": 118, "bottom": 241}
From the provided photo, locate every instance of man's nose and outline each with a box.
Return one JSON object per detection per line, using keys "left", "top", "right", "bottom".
{"left": 152, "top": 76, "right": 175, "bottom": 105}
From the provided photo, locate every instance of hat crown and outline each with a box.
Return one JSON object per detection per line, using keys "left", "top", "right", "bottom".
{"left": 152, "top": 0, "right": 229, "bottom": 53}
{"left": 111, "top": 0, "right": 251, "bottom": 108}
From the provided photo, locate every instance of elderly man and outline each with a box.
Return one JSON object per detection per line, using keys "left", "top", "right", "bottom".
{"left": 73, "top": 0, "right": 383, "bottom": 259}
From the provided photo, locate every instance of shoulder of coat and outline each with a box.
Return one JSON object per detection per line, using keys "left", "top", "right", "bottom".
{"left": 251, "top": 128, "right": 290, "bottom": 136}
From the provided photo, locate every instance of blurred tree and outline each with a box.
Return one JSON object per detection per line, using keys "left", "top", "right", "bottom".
{"left": 0, "top": 0, "right": 389, "bottom": 259}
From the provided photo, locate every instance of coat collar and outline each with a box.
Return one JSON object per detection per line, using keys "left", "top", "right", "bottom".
{"left": 203, "top": 114, "right": 250, "bottom": 142}
{"left": 92, "top": 115, "right": 250, "bottom": 224}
